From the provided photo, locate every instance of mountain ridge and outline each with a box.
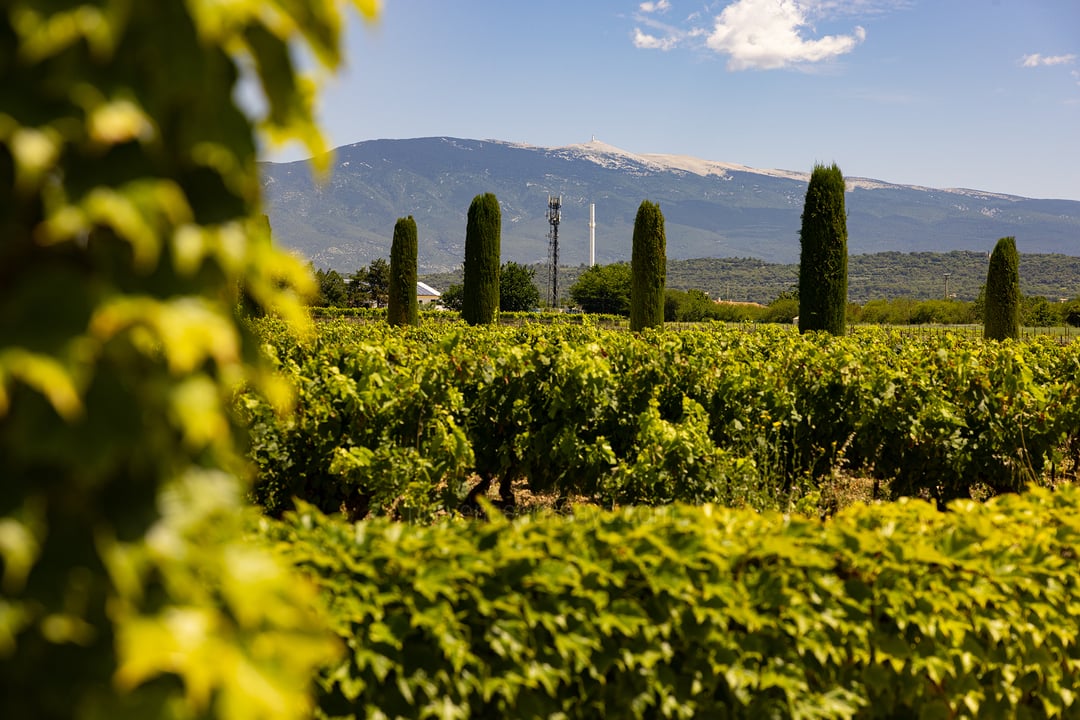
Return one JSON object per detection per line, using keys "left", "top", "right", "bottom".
{"left": 260, "top": 136, "right": 1080, "bottom": 273}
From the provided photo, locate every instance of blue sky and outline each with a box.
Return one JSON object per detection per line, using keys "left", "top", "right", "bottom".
{"left": 272, "top": 0, "right": 1080, "bottom": 201}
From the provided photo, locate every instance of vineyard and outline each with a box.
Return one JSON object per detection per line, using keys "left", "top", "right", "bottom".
{"left": 13, "top": 1, "right": 1080, "bottom": 716}
{"left": 241, "top": 317, "right": 1080, "bottom": 718}
{"left": 242, "top": 318, "right": 1080, "bottom": 520}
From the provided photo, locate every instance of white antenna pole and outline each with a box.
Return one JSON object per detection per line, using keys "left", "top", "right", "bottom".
{"left": 589, "top": 203, "right": 595, "bottom": 266}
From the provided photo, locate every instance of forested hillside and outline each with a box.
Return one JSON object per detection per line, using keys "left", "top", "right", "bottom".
{"left": 261, "top": 137, "right": 1080, "bottom": 271}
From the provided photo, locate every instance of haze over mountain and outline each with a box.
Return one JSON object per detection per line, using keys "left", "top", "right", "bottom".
{"left": 260, "top": 137, "right": 1080, "bottom": 273}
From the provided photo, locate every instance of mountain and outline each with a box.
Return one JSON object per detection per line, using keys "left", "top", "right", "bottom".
{"left": 260, "top": 137, "right": 1080, "bottom": 273}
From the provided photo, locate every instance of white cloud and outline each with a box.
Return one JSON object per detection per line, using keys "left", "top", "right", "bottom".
{"left": 1020, "top": 53, "right": 1077, "bottom": 68}
{"left": 813, "top": 0, "right": 914, "bottom": 16}
{"left": 633, "top": 27, "right": 678, "bottom": 50}
{"left": 639, "top": 0, "right": 671, "bottom": 12}
{"left": 705, "top": 0, "right": 866, "bottom": 70}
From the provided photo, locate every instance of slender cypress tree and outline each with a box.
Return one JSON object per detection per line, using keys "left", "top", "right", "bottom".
{"left": 462, "top": 193, "right": 501, "bottom": 325}
{"left": 630, "top": 200, "right": 666, "bottom": 331}
{"left": 984, "top": 236, "right": 1020, "bottom": 340}
{"left": 798, "top": 163, "right": 849, "bottom": 335}
{"left": 387, "top": 215, "right": 419, "bottom": 326}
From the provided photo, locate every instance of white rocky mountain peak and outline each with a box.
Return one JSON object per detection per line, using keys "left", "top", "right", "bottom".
{"left": 559, "top": 138, "right": 802, "bottom": 181}
{"left": 502, "top": 137, "right": 1016, "bottom": 198}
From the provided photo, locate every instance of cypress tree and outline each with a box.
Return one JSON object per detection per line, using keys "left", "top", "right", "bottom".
{"left": 984, "top": 236, "right": 1021, "bottom": 340}
{"left": 387, "top": 215, "right": 419, "bottom": 326}
{"left": 798, "top": 163, "right": 849, "bottom": 335}
{"left": 462, "top": 193, "right": 501, "bottom": 325}
{"left": 630, "top": 200, "right": 666, "bottom": 331}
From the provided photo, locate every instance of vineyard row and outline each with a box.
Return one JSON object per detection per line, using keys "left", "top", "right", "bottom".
{"left": 240, "top": 319, "right": 1080, "bottom": 520}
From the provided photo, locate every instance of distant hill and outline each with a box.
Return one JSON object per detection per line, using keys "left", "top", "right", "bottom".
{"left": 260, "top": 136, "right": 1080, "bottom": 273}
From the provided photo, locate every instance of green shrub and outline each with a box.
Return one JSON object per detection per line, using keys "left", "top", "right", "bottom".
{"left": 630, "top": 200, "right": 666, "bottom": 331}
{"left": 984, "top": 236, "right": 1021, "bottom": 340}
{"left": 272, "top": 486, "right": 1080, "bottom": 719}
{"left": 1021, "top": 295, "right": 1059, "bottom": 328}
{"left": 245, "top": 320, "right": 472, "bottom": 521}
{"left": 600, "top": 396, "right": 760, "bottom": 507}
{"left": 1066, "top": 299, "right": 1080, "bottom": 328}
{"left": 462, "top": 193, "right": 501, "bottom": 325}
{"left": 760, "top": 297, "right": 800, "bottom": 324}
{"left": 570, "top": 262, "right": 632, "bottom": 315}
{"left": 499, "top": 261, "right": 541, "bottom": 312}
{"left": 387, "top": 216, "right": 419, "bottom": 326}
{"left": 799, "top": 164, "right": 849, "bottom": 335}
{"left": 909, "top": 299, "right": 976, "bottom": 325}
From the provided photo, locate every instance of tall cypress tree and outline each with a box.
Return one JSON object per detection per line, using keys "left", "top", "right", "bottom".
{"left": 798, "top": 163, "right": 849, "bottom": 335}
{"left": 387, "top": 215, "right": 419, "bottom": 326}
{"left": 630, "top": 200, "right": 666, "bottom": 331}
{"left": 984, "top": 236, "right": 1021, "bottom": 340}
{"left": 462, "top": 193, "right": 501, "bottom": 325}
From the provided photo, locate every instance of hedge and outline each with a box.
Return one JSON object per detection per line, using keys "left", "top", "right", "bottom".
{"left": 266, "top": 486, "right": 1080, "bottom": 719}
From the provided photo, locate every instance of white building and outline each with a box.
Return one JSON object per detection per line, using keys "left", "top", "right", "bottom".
{"left": 417, "top": 281, "right": 441, "bottom": 305}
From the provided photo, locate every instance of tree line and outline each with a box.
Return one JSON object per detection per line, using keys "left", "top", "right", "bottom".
{"left": 423, "top": 252, "right": 1080, "bottom": 308}
{"left": 314, "top": 257, "right": 543, "bottom": 313}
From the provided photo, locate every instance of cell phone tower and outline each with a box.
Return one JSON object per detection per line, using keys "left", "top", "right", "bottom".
{"left": 546, "top": 194, "right": 562, "bottom": 307}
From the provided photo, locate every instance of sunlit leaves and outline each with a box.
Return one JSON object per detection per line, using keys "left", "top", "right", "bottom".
{"left": 184, "top": 0, "right": 381, "bottom": 168}
{"left": 1, "top": 0, "right": 377, "bottom": 715}
{"left": 109, "top": 471, "right": 340, "bottom": 720}
{"left": 91, "top": 296, "right": 240, "bottom": 374}
{"left": 38, "top": 181, "right": 192, "bottom": 270}
{"left": 273, "top": 486, "right": 1080, "bottom": 717}
{"left": 246, "top": 320, "right": 1080, "bottom": 519}
{"left": 5, "top": 124, "right": 61, "bottom": 193}
{"left": 0, "top": 498, "right": 44, "bottom": 597}
{"left": 0, "top": 348, "right": 83, "bottom": 420}
{"left": 9, "top": 3, "right": 121, "bottom": 61}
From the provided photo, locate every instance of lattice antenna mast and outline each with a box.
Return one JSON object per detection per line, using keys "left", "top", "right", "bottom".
{"left": 547, "top": 194, "right": 562, "bottom": 307}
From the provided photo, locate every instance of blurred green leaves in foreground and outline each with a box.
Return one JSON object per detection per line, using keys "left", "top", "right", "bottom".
{"left": 1, "top": 1, "right": 379, "bottom": 717}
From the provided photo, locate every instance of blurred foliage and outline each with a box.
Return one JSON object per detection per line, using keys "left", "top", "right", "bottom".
{"left": 437, "top": 283, "right": 464, "bottom": 311}
{"left": 0, "top": 0, "right": 378, "bottom": 717}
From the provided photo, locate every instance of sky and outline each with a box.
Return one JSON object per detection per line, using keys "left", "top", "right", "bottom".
{"left": 268, "top": 0, "right": 1080, "bottom": 202}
